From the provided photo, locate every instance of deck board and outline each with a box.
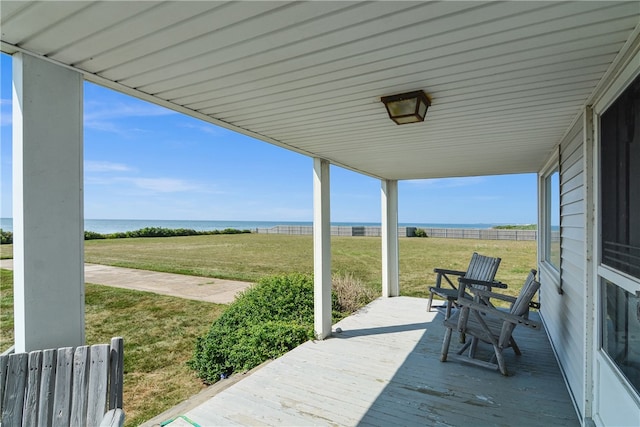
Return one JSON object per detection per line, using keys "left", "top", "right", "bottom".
{"left": 174, "top": 297, "right": 578, "bottom": 426}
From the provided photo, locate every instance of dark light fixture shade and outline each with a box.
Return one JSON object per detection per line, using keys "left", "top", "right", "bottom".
{"left": 381, "top": 90, "right": 430, "bottom": 125}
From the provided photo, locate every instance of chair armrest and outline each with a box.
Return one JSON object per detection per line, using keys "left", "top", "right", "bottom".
{"left": 458, "top": 277, "right": 508, "bottom": 289}
{"left": 433, "top": 268, "right": 466, "bottom": 276}
{"left": 456, "top": 299, "right": 542, "bottom": 330}
{"left": 100, "top": 409, "right": 125, "bottom": 427}
{"left": 470, "top": 288, "right": 541, "bottom": 309}
{"left": 468, "top": 288, "right": 517, "bottom": 303}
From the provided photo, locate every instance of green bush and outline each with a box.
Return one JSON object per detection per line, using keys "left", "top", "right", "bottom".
{"left": 414, "top": 228, "right": 428, "bottom": 238}
{"left": 84, "top": 231, "right": 105, "bottom": 240}
{"left": 492, "top": 224, "right": 537, "bottom": 230}
{"left": 86, "top": 227, "right": 251, "bottom": 240}
{"left": 189, "top": 274, "right": 320, "bottom": 384}
{"left": 0, "top": 229, "right": 12, "bottom": 244}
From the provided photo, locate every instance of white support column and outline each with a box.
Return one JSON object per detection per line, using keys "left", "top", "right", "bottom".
{"left": 13, "top": 52, "right": 85, "bottom": 352}
{"left": 381, "top": 179, "right": 399, "bottom": 297}
{"left": 313, "top": 158, "right": 332, "bottom": 339}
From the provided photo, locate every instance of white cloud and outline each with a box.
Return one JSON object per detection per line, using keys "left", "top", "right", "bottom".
{"left": 84, "top": 98, "right": 176, "bottom": 134}
{"left": 85, "top": 161, "right": 133, "bottom": 173}
{"left": 84, "top": 100, "right": 174, "bottom": 121}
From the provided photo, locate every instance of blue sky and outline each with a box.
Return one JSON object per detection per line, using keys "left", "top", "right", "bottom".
{"left": 0, "top": 53, "right": 537, "bottom": 224}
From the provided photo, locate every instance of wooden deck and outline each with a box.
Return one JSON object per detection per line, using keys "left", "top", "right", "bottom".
{"left": 167, "top": 297, "right": 578, "bottom": 426}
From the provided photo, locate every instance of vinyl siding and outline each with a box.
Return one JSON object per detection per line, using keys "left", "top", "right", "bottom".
{"left": 540, "top": 115, "right": 585, "bottom": 419}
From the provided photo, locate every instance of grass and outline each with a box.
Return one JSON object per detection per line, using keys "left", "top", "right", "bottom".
{"left": 0, "top": 269, "right": 226, "bottom": 427}
{"left": 80, "top": 234, "right": 537, "bottom": 298}
{"left": 0, "top": 234, "right": 537, "bottom": 424}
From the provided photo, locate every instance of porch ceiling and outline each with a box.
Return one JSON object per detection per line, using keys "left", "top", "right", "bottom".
{"left": 2, "top": 1, "right": 638, "bottom": 180}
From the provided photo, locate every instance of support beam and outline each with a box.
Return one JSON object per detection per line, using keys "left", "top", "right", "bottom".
{"left": 313, "top": 158, "right": 332, "bottom": 339}
{"left": 12, "top": 52, "right": 85, "bottom": 352}
{"left": 381, "top": 180, "right": 399, "bottom": 297}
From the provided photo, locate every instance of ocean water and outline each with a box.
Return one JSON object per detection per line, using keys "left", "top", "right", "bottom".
{"left": 0, "top": 218, "right": 504, "bottom": 234}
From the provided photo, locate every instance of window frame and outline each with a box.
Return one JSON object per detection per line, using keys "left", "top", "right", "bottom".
{"left": 594, "top": 63, "right": 640, "bottom": 399}
{"left": 539, "top": 152, "right": 561, "bottom": 290}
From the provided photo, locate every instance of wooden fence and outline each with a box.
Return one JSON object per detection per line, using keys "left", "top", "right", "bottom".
{"left": 255, "top": 226, "right": 538, "bottom": 241}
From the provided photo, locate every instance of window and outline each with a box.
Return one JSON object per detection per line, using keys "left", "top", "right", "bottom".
{"left": 602, "top": 280, "right": 640, "bottom": 393}
{"left": 600, "top": 73, "right": 640, "bottom": 279}
{"left": 545, "top": 169, "right": 561, "bottom": 270}
{"left": 600, "top": 72, "right": 640, "bottom": 392}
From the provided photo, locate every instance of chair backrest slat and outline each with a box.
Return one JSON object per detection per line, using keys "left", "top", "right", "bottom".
{"left": 87, "top": 344, "right": 110, "bottom": 426}
{"left": 0, "top": 338, "right": 123, "bottom": 427}
{"left": 37, "top": 348, "right": 57, "bottom": 427}
{"left": 24, "top": 351, "right": 43, "bottom": 426}
{"left": 464, "top": 252, "right": 501, "bottom": 284}
{"left": 108, "top": 337, "right": 124, "bottom": 410}
{"left": 52, "top": 347, "right": 74, "bottom": 426}
{"left": 0, "top": 354, "right": 8, "bottom": 416}
{"left": 2, "top": 352, "right": 28, "bottom": 425}
{"left": 70, "top": 346, "right": 90, "bottom": 426}
{"left": 510, "top": 270, "right": 540, "bottom": 317}
{"left": 499, "top": 269, "right": 540, "bottom": 347}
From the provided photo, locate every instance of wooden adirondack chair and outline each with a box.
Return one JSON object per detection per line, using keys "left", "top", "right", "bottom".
{"left": 440, "top": 270, "right": 541, "bottom": 376}
{"left": 0, "top": 337, "right": 125, "bottom": 427}
{"left": 427, "top": 252, "right": 504, "bottom": 319}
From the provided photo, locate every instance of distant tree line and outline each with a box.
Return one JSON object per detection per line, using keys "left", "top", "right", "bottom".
{"left": 0, "top": 227, "right": 251, "bottom": 244}
{"left": 492, "top": 224, "right": 537, "bottom": 230}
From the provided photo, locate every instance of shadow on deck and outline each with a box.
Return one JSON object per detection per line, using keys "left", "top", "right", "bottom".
{"left": 157, "top": 297, "right": 578, "bottom": 426}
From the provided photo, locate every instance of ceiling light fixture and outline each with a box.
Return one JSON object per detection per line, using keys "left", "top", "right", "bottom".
{"left": 381, "top": 90, "right": 430, "bottom": 125}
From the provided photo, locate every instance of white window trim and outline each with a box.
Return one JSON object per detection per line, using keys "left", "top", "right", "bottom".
{"left": 591, "top": 52, "right": 640, "bottom": 407}
{"left": 539, "top": 152, "right": 561, "bottom": 291}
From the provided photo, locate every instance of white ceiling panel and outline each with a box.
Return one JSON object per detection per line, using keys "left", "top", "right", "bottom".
{"left": 2, "top": 1, "right": 638, "bottom": 180}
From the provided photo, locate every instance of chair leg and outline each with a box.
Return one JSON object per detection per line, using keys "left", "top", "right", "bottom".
{"left": 445, "top": 300, "right": 453, "bottom": 319}
{"left": 440, "top": 327, "right": 453, "bottom": 362}
{"left": 456, "top": 340, "right": 472, "bottom": 355}
{"left": 509, "top": 337, "right": 522, "bottom": 356}
{"left": 468, "top": 337, "right": 480, "bottom": 358}
{"left": 427, "top": 292, "right": 434, "bottom": 312}
{"left": 495, "top": 347, "right": 508, "bottom": 376}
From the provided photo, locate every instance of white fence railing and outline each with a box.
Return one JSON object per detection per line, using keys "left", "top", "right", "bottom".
{"left": 254, "top": 226, "right": 538, "bottom": 241}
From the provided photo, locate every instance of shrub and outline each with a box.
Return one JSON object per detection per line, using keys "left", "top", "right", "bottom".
{"left": 0, "top": 230, "right": 12, "bottom": 244}
{"left": 84, "top": 230, "right": 105, "bottom": 240}
{"left": 332, "top": 272, "right": 377, "bottom": 315}
{"left": 493, "top": 224, "right": 537, "bottom": 230}
{"left": 414, "top": 228, "right": 428, "bottom": 237}
{"left": 189, "top": 274, "right": 317, "bottom": 384}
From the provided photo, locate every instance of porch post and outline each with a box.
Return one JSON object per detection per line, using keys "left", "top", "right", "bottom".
{"left": 313, "top": 158, "right": 332, "bottom": 339}
{"left": 12, "top": 52, "right": 85, "bottom": 352}
{"left": 381, "top": 179, "right": 399, "bottom": 297}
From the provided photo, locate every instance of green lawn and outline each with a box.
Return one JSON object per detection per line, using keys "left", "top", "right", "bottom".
{"left": 0, "top": 234, "right": 537, "bottom": 425}
{"left": 81, "top": 233, "right": 536, "bottom": 298}
{"left": 0, "top": 269, "right": 225, "bottom": 427}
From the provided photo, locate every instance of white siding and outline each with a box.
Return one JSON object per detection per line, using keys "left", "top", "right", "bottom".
{"left": 540, "top": 116, "right": 585, "bottom": 419}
